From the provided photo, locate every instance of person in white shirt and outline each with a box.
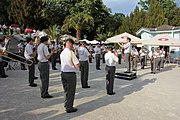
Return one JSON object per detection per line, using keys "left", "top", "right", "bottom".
{"left": 131, "top": 46, "right": 139, "bottom": 71}
{"left": 0, "top": 38, "right": 8, "bottom": 78}
{"left": 101, "top": 44, "right": 106, "bottom": 63}
{"left": 148, "top": 47, "right": 157, "bottom": 74}
{"left": 78, "top": 41, "right": 90, "bottom": 88}
{"left": 50, "top": 41, "right": 58, "bottom": 70}
{"left": 88, "top": 44, "right": 94, "bottom": 63}
{"left": 24, "top": 37, "right": 37, "bottom": 87}
{"left": 118, "top": 37, "right": 132, "bottom": 73}
{"left": 94, "top": 43, "right": 101, "bottom": 70}
{"left": 160, "top": 48, "right": 165, "bottom": 68}
{"left": 60, "top": 38, "right": 79, "bottom": 113}
{"left": 37, "top": 36, "right": 54, "bottom": 99}
{"left": 139, "top": 46, "right": 147, "bottom": 69}
{"left": 156, "top": 47, "right": 161, "bottom": 71}
{"left": 17, "top": 40, "right": 26, "bottom": 70}
{"left": 105, "top": 45, "right": 118, "bottom": 95}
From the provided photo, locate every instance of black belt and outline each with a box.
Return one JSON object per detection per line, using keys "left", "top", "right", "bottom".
{"left": 39, "top": 62, "right": 49, "bottom": 63}
{"left": 106, "top": 65, "right": 115, "bottom": 68}
{"left": 62, "top": 72, "right": 75, "bottom": 74}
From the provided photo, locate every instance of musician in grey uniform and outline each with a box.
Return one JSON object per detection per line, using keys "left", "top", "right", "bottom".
{"left": 37, "top": 36, "right": 53, "bottom": 98}
{"left": 78, "top": 41, "right": 90, "bottom": 88}
{"left": 119, "top": 37, "right": 132, "bottom": 73}
{"left": 18, "top": 40, "right": 26, "bottom": 70}
{"left": 148, "top": 47, "right": 157, "bottom": 74}
{"left": 131, "top": 46, "right": 139, "bottom": 71}
{"left": 94, "top": 43, "right": 101, "bottom": 70}
{"left": 60, "top": 38, "right": 80, "bottom": 113}
{"left": 24, "top": 37, "right": 37, "bottom": 87}
{"left": 51, "top": 41, "right": 58, "bottom": 70}
{"left": 105, "top": 45, "right": 118, "bottom": 95}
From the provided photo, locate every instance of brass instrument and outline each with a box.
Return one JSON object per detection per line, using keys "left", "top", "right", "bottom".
{"left": 0, "top": 49, "right": 33, "bottom": 66}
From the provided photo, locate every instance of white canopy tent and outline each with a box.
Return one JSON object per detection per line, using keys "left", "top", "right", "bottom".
{"left": 142, "top": 34, "right": 180, "bottom": 47}
{"left": 90, "top": 40, "right": 100, "bottom": 44}
{"left": 79, "top": 39, "right": 91, "bottom": 44}
{"left": 106, "top": 32, "right": 143, "bottom": 44}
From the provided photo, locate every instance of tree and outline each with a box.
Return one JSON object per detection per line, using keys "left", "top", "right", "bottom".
{"left": 62, "top": 12, "right": 94, "bottom": 40}
{"left": 42, "top": 0, "right": 81, "bottom": 26}
{"left": 69, "top": 0, "right": 110, "bottom": 39}
{"left": 145, "top": 0, "right": 168, "bottom": 28}
{"left": 0, "top": 0, "right": 11, "bottom": 24}
{"left": 7, "top": 0, "right": 45, "bottom": 29}
{"left": 131, "top": 6, "right": 146, "bottom": 35}
{"left": 118, "top": 16, "right": 132, "bottom": 34}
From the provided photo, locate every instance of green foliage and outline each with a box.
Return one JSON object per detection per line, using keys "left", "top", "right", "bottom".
{"left": 145, "top": 0, "right": 168, "bottom": 28}
{"left": 44, "top": 24, "right": 61, "bottom": 41}
{"left": 7, "top": 0, "right": 45, "bottom": 29}
{"left": 96, "top": 32, "right": 113, "bottom": 41}
{"left": 0, "top": 0, "right": 11, "bottom": 24}
{"left": 62, "top": 12, "right": 94, "bottom": 40}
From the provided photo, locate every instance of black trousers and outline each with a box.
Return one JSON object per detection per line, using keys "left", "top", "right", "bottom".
{"left": 105, "top": 66, "right": 116, "bottom": 94}
{"left": 51, "top": 53, "right": 58, "bottom": 69}
{"left": 95, "top": 54, "right": 101, "bottom": 69}
{"left": 102, "top": 52, "right": 106, "bottom": 63}
{"left": 140, "top": 56, "right": 145, "bottom": 69}
{"left": 118, "top": 54, "right": 121, "bottom": 64}
{"left": 0, "top": 61, "right": 6, "bottom": 76}
{"left": 38, "top": 62, "right": 50, "bottom": 97}
{"left": 61, "top": 72, "right": 76, "bottom": 110}
{"left": 80, "top": 61, "right": 89, "bottom": 87}
{"left": 28, "top": 59, "right": 35, "bottom": 85}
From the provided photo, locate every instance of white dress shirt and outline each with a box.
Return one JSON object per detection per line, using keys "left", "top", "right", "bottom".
{"left": 78, "top": 46, "right": 90, "bottom": 61}
{"left": 37, "top": 43, "right": 50, "bottom": 62}
{"left": 105, "top": 51, "right": 119, "bottom": 66}
{"left": 123, "top": 42, "right": 132, "bottom": 54}
{"left": 60, "top": 48, "right": 79, "bottom": 72}
{"left": 94, "top": 46, "right": 101, "bottom": 54}
{"left": 24, "top": 44, "right": 34, "bottom": 59}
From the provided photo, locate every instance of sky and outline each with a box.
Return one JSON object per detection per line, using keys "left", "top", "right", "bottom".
{"left": 103, "top": 0, "right": 180, "bottom": 15}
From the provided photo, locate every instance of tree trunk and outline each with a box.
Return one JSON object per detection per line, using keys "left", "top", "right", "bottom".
{"left": 76, "top": 29, "right": 81, "bottom": 41}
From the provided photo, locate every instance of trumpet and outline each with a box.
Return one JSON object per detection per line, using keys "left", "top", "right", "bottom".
{"left": 0, "top": 49, "right": 33, "bottom": 66}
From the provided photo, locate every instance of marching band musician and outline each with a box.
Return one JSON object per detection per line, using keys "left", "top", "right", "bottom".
{"left": 148, "top": 47, "right": 157, "bottom": 74}
{"left": 37, "top": 36, "right": 54, "bottom": 98}
{"left": 156, "top": 47, "right": 161, "bottom": 71}
{"left": 105, "top": 45, "right": 118, "bottom": 95}
{"left": 118, "top": 37, "right": 132, "bottom": 73}
{"left": 94, "top": 43, "right": 101, "bottom": 70}
{"left": 24, "top": 37, "right": 38, "bottom": 87}
{"left": 50, "top": 41, "right": 58, "bottom": 70}
{"left": 131, "top": 46, "right": 139, "bottom": 71}
{"left": 78, "top": 41, "right": 90, "bottom": 88}
{"left": 139, "top": 46, "right": 147, "bottom": 69}
{"left": 160, "top": 48, "right": 165, "bottom": 68}
{"left": 60, "top": 38, "right": 80, "bottom": 113}
{"left": 0, "top": 38, "right": 8, "bottom": 78}
{"left": 17, "top": 40, "right": 27, "bottom": 70}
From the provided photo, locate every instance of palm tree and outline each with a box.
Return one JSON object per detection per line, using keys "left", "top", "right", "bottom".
{"left": 62, "top": 12, "right": 94, "bottom": 40}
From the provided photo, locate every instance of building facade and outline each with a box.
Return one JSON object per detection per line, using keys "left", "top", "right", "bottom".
{"left": 136, "top": 25, "right": 180, "bottom": 59}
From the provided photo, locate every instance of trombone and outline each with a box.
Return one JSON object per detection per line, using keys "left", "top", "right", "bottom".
{"left": 0, "top": 49, "right": 33, "bottom": 66}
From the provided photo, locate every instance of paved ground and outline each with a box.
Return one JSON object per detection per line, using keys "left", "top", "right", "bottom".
{"left": 0, "top": 60, "right": 180, "bottom": 120}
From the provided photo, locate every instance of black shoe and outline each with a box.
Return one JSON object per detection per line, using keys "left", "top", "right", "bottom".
{"left": 132, "top": 69, "right": 136, "bottom": 71}
{"left": 22, "top": 68, "right": 27, "bottom": 70}
{"left": 97, "top": 68, "right": 101, "bottom": 70}
{"left": 29, "top": 83, "right": 37, "bottom": 87}
{"left": 41, "top": 95, "right": 53, "bottom": 99}
{"left": 124, "top": 71, "right": 131, "bottom": 73}
{"left": 34, "top": 77, "right": 38, "bottom": 79}
{"left": 52, "top": 68, "right": 58, "bottom": 70}
{"left": 1, "top": 75, "right": 8, "bottom": 78}
{"left": 66, "top": 107, "right": 78, "bottom": 113}
{"left": 107, "top": 92, "right": 115, "bottom": 95}
{"left": 82, "top": 86, "right": 90, "bottom": 88}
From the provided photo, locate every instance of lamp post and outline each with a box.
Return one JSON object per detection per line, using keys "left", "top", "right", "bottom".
{"left": 55, "top": 28, "right": 60, "bottom": 44}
